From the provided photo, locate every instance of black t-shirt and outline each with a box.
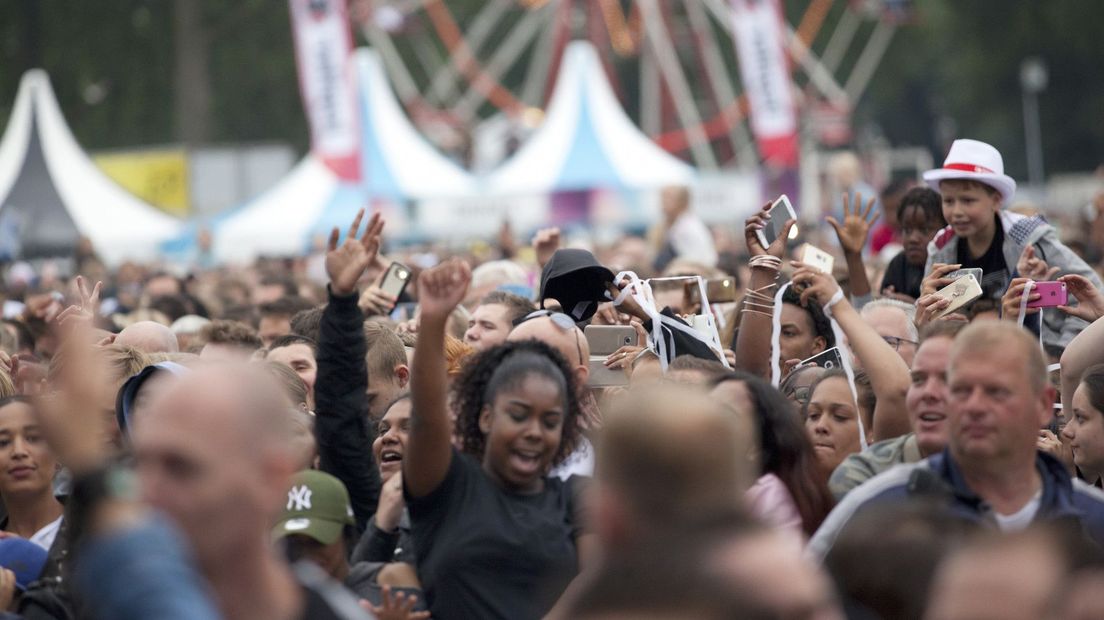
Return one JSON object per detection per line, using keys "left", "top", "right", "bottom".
{"left": 406, "top": 448, "right": 583, "bottom": 620}
{"left": 881, "top": 251, "right": 925, "bottom": 299}
{"left": 956, "top": 215, "right": 1009, "bottom": 300}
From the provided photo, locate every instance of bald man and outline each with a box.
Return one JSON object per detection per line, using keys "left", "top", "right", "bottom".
{"left": 507, "top": 314, "right": 590, "bottom": 388}
{"left": 116, "top": 320, "right": 179, "bottom": 354}
{"left": 132, "top": 365, "right": 368, "bottom": 619}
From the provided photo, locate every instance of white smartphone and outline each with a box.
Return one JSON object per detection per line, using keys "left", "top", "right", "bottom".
{"left": 947, "top": 268, "right": 983, "bottom": 283}
{"left": 755, "top": 195, "right": 799, "bottom": 250}
{"left": 932, "top": 274, "right": 983, "bottom": 319}
{"left": 800, "top": 244, "right": 835, "bottom": 275}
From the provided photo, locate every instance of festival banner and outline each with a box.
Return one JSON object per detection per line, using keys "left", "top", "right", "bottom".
{"left": 288, "top": 0, "right": 361, "bottom": 181}
{"left": 730, "top": 0, "right": 799, "bottom": 168}
{"left": 94, "top": 148, "right": 190, "bottom": 216}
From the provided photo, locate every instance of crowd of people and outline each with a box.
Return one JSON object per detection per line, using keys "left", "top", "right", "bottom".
{"left": 0, "top": 138, "right": 1102, "bottom": 619}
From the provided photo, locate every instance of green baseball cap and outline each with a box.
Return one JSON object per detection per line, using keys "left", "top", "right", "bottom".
{"left": 273, "top": 470, "right": 355, "bottom": 545}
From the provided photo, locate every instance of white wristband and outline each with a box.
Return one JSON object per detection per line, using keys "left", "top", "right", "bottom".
{"left": 823, "top": 288, "right": 844, "bottom": 312}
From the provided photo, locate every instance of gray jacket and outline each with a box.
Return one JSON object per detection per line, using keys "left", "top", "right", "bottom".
{"left": 925, "top": 211, "right": 1102, "bottom": 347}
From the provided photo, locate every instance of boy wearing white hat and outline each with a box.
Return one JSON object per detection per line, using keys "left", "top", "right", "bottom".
{"left": 923, "top": 139, "right": 1101, "bottom": 347}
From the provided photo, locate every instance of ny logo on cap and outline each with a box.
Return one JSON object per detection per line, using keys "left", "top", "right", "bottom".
{"left": 287, "top": 485, "right": 312, "bottom": 511}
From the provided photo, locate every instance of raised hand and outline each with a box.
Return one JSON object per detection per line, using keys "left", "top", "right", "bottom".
{"left": 532, "top": 227, "right": 562, "bottom": 269}
{"left": 790, "top": 261, "right": 842, "bottom": 308}
{"left": 828, "top": 192, "right": 879, "bottom": 256}
{"left": 1018, "top": 246, "right": 1060, "bottom": 282}
{"left": 56, "top": 276, "right": 102, "bottom": 327}
{"left": 920, "top": 263, "right": 962, "bottom": 298}
{"left": 1058, "top": 274, "right": 1104, "bottom": 322}
{"left": 359, "top": 285, "right": 398, "bottom": 318}
{"left": 326, "top": 208, "right": 385, "bottom": 296}
{"left": 417, "top": 259, "right": 471, "bottom": 323}
{"left": 1001, "top": 277, "right": 1041, "bottom": 322}
{"left": 745, "top": 201, "right": 795, "bottom": 259}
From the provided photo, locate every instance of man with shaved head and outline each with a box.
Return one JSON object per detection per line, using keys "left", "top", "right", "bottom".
{"left": 507, "top": 312, "right": 590, "bottom": 388}
{"left": 810, "top": 322, "right": 1104, "bottom": 558}
{"left": 132, "top": 364, "right": 368, "bottom": 619}
{"left": 115, "top": 320, "right": 179, "bottom": 354}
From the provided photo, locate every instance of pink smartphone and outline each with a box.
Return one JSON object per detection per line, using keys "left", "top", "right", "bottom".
{"left": 1026, "top": 281, "right": 1067, "bottom": 308}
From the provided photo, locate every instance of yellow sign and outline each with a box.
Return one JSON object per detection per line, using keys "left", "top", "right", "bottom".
{"left": 94, "top": 149, "right": 190, "bottom": 216}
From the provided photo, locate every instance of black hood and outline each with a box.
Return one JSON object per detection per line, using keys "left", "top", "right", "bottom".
{"left": 539, "top": 249, "right": 615, "bottom": 322}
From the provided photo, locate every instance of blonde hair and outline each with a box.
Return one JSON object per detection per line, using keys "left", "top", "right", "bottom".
{"left": 951, "top": 322, "right": 1046, "bottom": 394}
{"left": 101, "top": 345, "right": 152, "bottom": 384}
{"left": 0, "top": 368, "right": 15, "bottom": 399}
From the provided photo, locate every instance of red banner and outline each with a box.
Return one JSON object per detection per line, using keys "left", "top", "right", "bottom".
{"left": 730, "top": 0, "right": 799, "bottom": 168}
{"left": 289, "top": 0, "right": 361, "bottom": 181}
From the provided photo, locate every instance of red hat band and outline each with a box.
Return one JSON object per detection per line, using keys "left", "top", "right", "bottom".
{"left": 943, "top": 162, "right": 995, "bottom": 174}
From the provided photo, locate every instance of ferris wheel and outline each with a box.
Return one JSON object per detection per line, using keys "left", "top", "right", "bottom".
{"left": 350, "top": 0, "right": 909, "bottom": 171}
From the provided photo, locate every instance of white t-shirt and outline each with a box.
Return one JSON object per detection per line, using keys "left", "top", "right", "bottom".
{"left": 550, "top": 437, "right": 594, "bottom": 481}
{"left": 29, "top": 516, "right": 62, "bottom": 551}
{"left": 993, "top": 490, "right": 1042, "bottom": 532}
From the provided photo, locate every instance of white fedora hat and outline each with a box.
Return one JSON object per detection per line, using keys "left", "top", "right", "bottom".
{"left": 923, "top": 139, "right": 1017, "bottom": 204}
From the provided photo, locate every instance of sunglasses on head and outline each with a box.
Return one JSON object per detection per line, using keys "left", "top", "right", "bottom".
{"left": 513, "top": 310, "right": 584, "bottom": 366}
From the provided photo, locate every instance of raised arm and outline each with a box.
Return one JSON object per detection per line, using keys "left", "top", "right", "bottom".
{"left": 827, "top": 192, "right": 878, "bottom": 303}
{"left": 1060, "top": 277, "right": 1104, "bottom": 413}
{"left": 315, "top": 208, "right": 385, "bottom": 531}
{"left": 792, "top": 262, "right": 911, "bottom": 440}
{"left": 404, "top": 259, "right": 471, "bottom": 498}
{"left": 733, "top": 202, "right": 793, "bottom": 379}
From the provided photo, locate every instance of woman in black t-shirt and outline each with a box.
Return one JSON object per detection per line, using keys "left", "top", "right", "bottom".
{"left": 405, "top": 259, "right": 591, "bottom": 620}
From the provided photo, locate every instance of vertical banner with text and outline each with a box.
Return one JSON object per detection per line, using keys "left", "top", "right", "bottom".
{"left": 289, "top": 0, "right": 361, "bottom": 181}
{"left": 730, "top": 0, "right": 799, "bottom": 169}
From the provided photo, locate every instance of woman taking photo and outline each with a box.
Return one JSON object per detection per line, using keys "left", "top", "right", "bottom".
{"left": 405, "top": 259, "right": 592, "bottom": 620}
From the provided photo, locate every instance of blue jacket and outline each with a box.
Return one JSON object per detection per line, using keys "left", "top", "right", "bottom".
{"left": 809, "top": 449, "right": 1104, "bottom": 559}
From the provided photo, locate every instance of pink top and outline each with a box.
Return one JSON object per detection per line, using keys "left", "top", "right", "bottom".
{"left": 745, "top": 473, "right": 804, "bottom": 538}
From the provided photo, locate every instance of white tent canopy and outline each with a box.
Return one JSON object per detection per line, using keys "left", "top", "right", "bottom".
{"left": 195, "top": 48, "right": 478, "bottom": 263}
{"left": 486, "top": 41, "right": 695, "bottom": 195}
{"left": 0, "top": 70, "right": 180, "bottom": 265}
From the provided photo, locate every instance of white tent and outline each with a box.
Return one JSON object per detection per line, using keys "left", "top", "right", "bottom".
{"left": 186, "top": 48, "right": 478, "bottom": 263}
{"left": 0, "top": 70, "right": 181, "bottom": 265}
{"left": 486, "top": 41, "right": 695, "bottom": 195}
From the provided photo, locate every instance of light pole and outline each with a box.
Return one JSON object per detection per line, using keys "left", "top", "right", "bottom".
{"left": 1020, "top": 57, "right": 1048, "bottom": 189}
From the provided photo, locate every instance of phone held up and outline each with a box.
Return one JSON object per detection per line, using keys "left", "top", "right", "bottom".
{"left": 755, "top": 195, "right": 799, "bottom": 250}
{"left": 1026, "top": 281, "right": 1068, "bottom": 309}
{"left": 378, "top": 262, "right": 412, "bottom": 313}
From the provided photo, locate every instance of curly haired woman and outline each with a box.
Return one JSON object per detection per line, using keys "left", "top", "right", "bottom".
{"left": 404, "top": 259, "right": 594, "bottom": 620}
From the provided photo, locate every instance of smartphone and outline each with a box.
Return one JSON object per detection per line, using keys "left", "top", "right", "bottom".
{"left": 797, "top": 347, "right": 844, "bottom": 371}
{"left": 933, "top": 274, "right": 983, "bottom": 319}
{"left": 800, "top": 244, "right": 835, "bottom": 275}
{"left": 755, "top": 195, "right": 799, "bottom": 250}
{"left": 585, "top": 326, "right": 636, "bottom": 387}
{"left": 585, "top": 325, "right": 636, "bottom": 356}
{"left": 1026, "top": 281, "right": 1068, "bottom": 308}
{"left": 379, "top": 262, "right": 412, "bottom": 309}
{"left": 947, "top": 268, "right": 983, "bottom": 283}
{"left": 686, "top": 278, "right": 738, "bottom": 304}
